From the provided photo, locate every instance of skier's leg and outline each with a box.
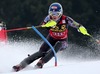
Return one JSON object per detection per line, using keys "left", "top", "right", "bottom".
{"left": 41, "top": 41, "right": 62, "bottom": 63}
{"left": 12, "top": 35, "right": 54, "bottom": 71}
{"left": 36, "top": 41, "right": 61, "bottom": 68}
{"left": 36, "top": 40, "right": 68, "bottom": 68}
{"left": 13, "top": 51, "right": 45, "bottom": 71}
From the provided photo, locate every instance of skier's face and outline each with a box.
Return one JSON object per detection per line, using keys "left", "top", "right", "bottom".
{"left": 50, "top": 11, "right": 61, "bottom": 21}
{"left": 51, "top": 15, "right": 59, "bottom": 21}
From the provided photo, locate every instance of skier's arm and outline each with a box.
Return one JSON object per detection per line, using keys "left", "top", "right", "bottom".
{"left": 67, "top": 16, "right": 80, "bottom": 28}
{"left": 40, "top": 16, "right": 57, "bottom": 28}
{"left": 67, "top": 16, "right": 90, "bottom": 36}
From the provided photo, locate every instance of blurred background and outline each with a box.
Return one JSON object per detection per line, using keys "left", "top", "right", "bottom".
{"left": 0, "top": 0, "right": 100, "bottom": 52}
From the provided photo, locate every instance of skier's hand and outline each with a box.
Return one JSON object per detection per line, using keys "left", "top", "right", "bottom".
{"left": 78, "top": 26, "right": 91, "bottom": 36}
{"left": 41, "top": 20, "right": 57, "bottom": 27}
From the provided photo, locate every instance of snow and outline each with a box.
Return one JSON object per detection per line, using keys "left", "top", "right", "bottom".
{"left": 0, "top": 40, "right": 100, "bottom": 74}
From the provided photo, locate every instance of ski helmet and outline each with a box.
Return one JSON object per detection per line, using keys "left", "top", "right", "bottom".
{"left": 48, "top": 2, "right": 63, "bottom": 19}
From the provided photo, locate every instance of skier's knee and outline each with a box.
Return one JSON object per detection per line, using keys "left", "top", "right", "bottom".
{"left": 55, "top": 41, "right": 68, "bottom": 51}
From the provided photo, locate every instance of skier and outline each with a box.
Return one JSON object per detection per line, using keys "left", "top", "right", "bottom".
{"left": 13, "top": 2, "right": 89, "bottom": 71}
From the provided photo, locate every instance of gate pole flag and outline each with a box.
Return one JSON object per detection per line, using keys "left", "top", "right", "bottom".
{"left": 32, "top": 26, "right": 57, "bottom": 66}
{"left": 0, "top": 22, "right": 7, "bottom": 43}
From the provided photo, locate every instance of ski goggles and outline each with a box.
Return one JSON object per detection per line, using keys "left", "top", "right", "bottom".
{"left": 49, "top": 12, "right": 61, "bottom": 17}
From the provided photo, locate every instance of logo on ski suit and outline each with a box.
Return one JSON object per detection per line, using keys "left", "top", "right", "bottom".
{"left": 49, "top": 15, "right": 68, "bottom": 39}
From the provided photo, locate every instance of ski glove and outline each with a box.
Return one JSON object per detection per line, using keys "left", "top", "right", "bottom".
{"left": 78, "top": 26, "right": 91, "bottom": 36}
{"left": 41, "top": 20, "right": 57, "bottom": 27}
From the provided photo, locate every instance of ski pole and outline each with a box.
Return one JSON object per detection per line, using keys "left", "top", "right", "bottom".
{"left": 6, "top": 20, "right": 57, "bottom": 32}
{"left": 83, "top": 32, "right": 100, "bottom": 44}
{"left": 78, "top": 26, "right": 100, "bottom": 44}
{"left": 6, "top": 26, "right": 41, "bottom": 32}
{"left": 89, "top": 35, "right": 100, "bottom": 44}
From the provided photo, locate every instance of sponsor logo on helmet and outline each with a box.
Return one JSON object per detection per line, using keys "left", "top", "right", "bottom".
{"left": 51, "top": 6, "right": 57, "bottom": 9}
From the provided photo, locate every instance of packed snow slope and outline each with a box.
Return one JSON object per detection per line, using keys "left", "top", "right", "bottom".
{"left": 0, "top": 40, "right": 100, "bottom": 74}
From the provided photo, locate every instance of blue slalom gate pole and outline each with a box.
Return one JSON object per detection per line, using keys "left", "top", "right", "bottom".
{"left": 32, "top": 26, "right": 57, "bottom": 66}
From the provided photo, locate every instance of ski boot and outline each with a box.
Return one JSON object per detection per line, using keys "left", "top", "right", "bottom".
{"left": 12, "top": 64, "right": 23, "bottom": 72}
{"left": 35, "top": 60, "right": 44, "bottom": 68}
